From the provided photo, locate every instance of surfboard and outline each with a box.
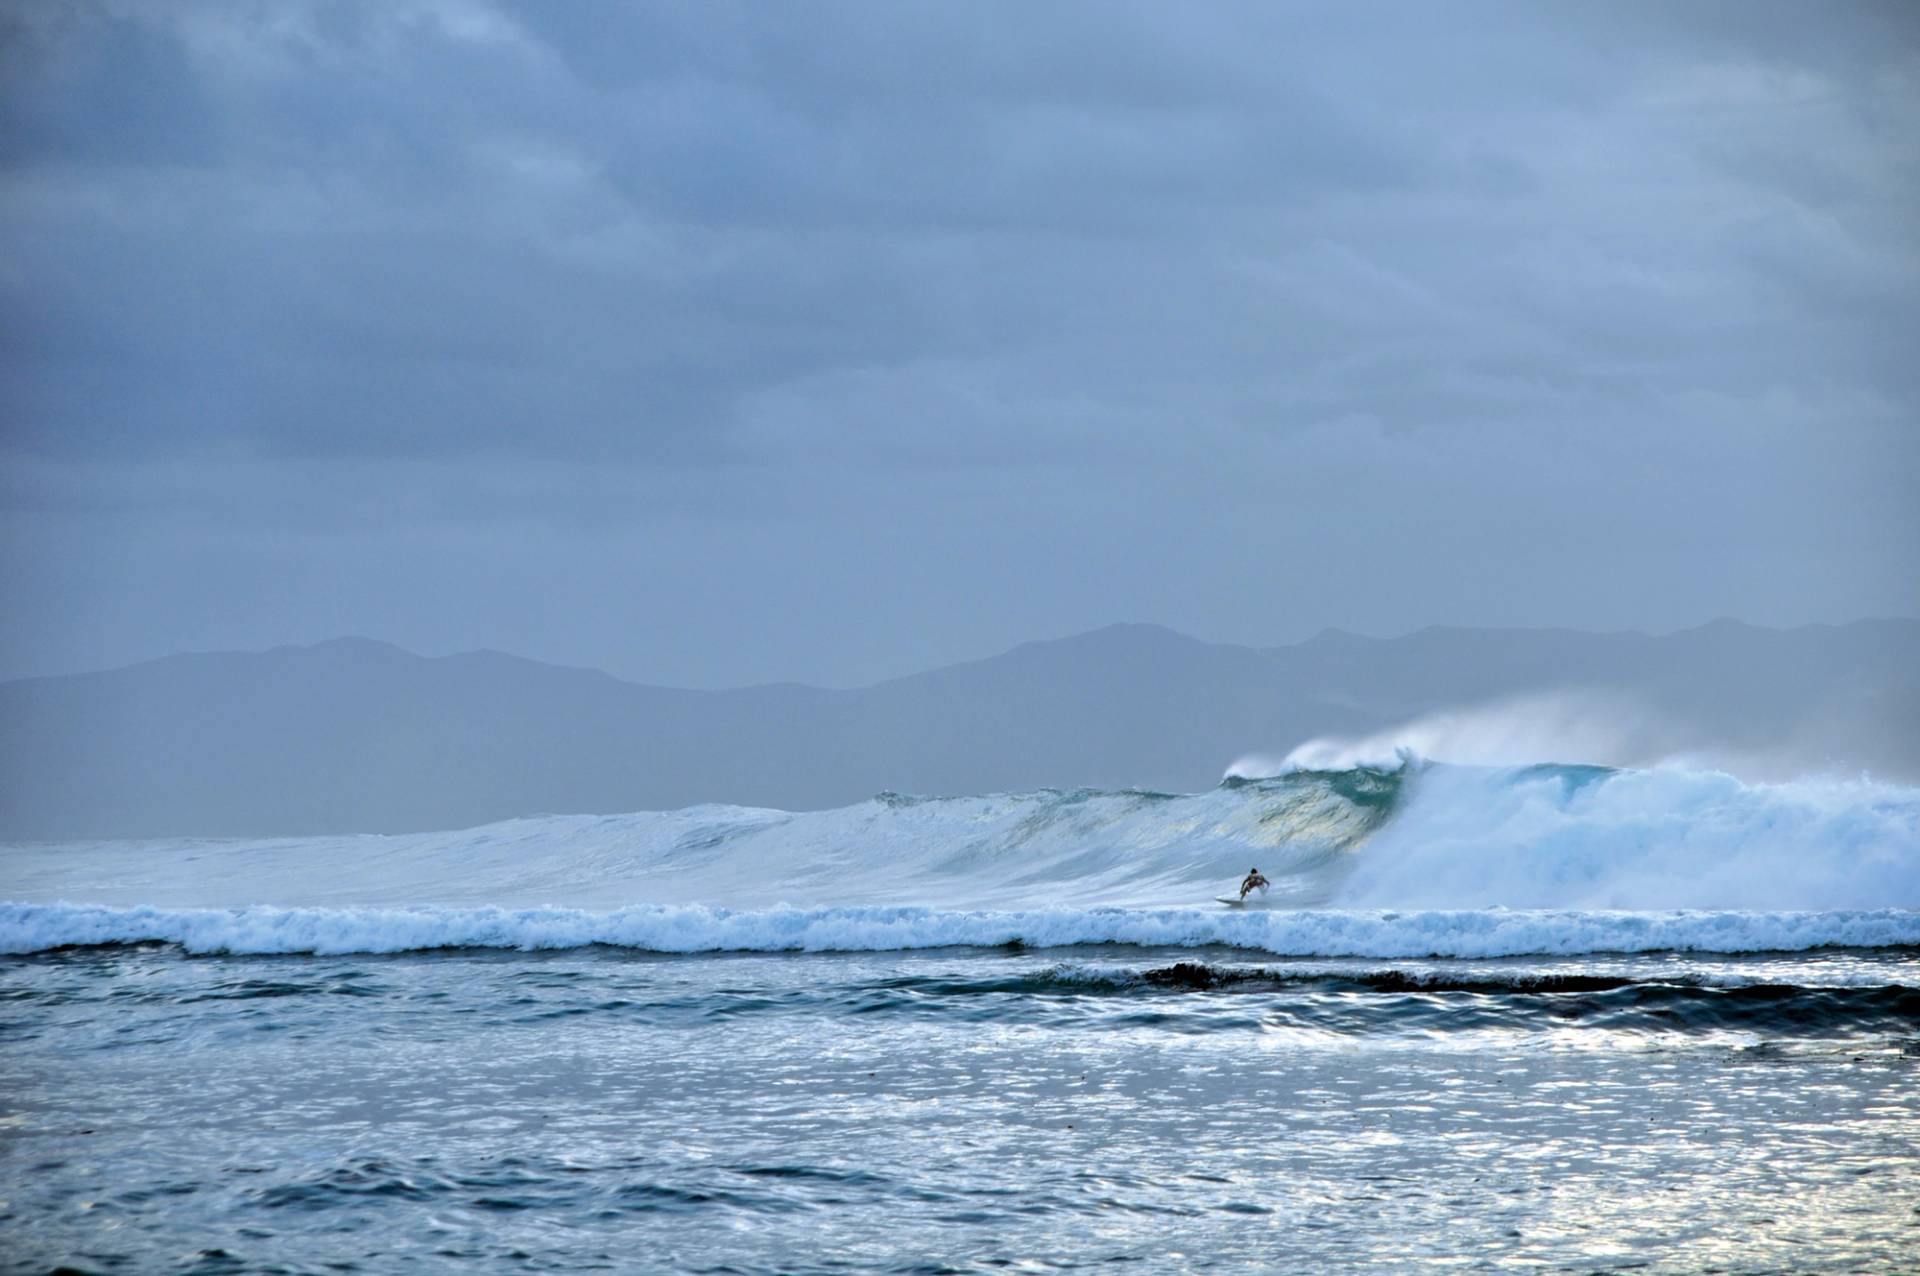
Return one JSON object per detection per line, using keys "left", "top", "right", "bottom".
{"left": 1215, "top": 896, "right": 1246, "bottom": 907}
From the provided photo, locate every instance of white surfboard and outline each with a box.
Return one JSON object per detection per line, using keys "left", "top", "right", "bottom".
{"left": 1215, "top": 896, "right": 1246, "bottom": 907}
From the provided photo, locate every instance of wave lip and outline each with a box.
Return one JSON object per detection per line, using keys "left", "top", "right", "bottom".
{"left": 4, "top": 902, "right": 1916, "bottom": 960}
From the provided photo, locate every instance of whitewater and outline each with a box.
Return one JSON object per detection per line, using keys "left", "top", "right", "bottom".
{"left": 5, "top": 758, "right": 1918, "bottom": 1274}
{"left": 5, "top": 759, "right": 1917, "bottom": 958}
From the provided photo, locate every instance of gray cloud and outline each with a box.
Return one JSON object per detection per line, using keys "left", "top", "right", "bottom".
{"left": 2, "top": 0, "right": 1916, "bottom": 686}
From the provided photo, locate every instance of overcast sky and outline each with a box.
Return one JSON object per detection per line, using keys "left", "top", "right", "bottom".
{"left": 2, "top": 1, "right": 1915, "bottom": 687}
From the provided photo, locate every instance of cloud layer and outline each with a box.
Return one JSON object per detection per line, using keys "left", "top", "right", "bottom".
{"left": 3, "top": 1, "right": 1916, "bottom": 684}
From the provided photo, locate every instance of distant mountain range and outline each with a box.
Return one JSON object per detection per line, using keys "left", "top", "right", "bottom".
{"left": 1, "top": 619, "right": 1914, "bottom": 839}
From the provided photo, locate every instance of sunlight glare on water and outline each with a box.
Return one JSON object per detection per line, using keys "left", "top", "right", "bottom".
{"left": 2, "top": 945, "right": 1916, "bottom": 1274}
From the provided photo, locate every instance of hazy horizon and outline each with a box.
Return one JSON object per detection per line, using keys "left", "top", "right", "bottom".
{"left": 5, "top": 609, "right": 1916, "bottom": 691}
{"left": 6, "top": 615, "right": 1913, "bottom": 840}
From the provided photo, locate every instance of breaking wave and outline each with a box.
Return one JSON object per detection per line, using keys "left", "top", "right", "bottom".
{"left": 3, "top": 901, "right": 1915, "bottom": 959}
{"left": 2, "top": 760, "right": 1915, "bottom": 957}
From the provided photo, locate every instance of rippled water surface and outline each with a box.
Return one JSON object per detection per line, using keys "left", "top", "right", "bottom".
{"left": 3, "top": 944, "right": 1917, "bottom": 1274}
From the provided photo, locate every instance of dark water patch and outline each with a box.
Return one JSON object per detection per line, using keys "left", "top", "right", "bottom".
{"left": 867, "top": 964, "right": 1666, "bottom": 999}
{"left": 114, "top": 1183, "right": 202, "bottom": 1207}
{"left": 610, "top": 1182, "right": 791, "bottom": 1215}
{"left": 204, "top": 1152, "right": 941, "bottom": 1235}
{"left": 734, "top": 1165, "right": 890, "bottom": 1186}
{"left": 7, "top": 946, "right": 1917, "bottom": 1050}
{"left": 179, "top": 978, "right": 384, "bottom": 1004}
{"left": 1322, "top": 969, "right": 1641, "bottom": 995}
{"left": 1580, "top": 981, "right": 1920, "bottom": 1035}
{"left": 249, "top": 1160, "right": 452, "bottom": 1210}
{"left": 849, "top": 964, "right": 1920, "bottom": 1038}
{"left": 513, "top": 997, "right": 637, "bottom": 1023}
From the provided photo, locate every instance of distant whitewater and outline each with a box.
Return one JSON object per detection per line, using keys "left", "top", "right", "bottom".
{"left": 4, "top": 760, "right": 1917, "bottom": 957}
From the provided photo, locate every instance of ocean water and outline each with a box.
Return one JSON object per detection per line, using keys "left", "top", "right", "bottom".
{"left": 3, "top": 761, "right": 1918, "bottom": 1273}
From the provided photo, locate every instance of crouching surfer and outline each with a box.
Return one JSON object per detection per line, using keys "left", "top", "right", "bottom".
{"left": 1239, "top": 867, "right": 1269, "bottom": 900}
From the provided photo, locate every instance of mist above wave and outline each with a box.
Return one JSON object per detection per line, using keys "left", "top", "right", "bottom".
{"left": 1343, "top": 764, "right": 1917, "bottom": 911}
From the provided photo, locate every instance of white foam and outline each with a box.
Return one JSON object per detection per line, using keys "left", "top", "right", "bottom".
{"left": 0, "top": 778, "right": 1386, "bottom": 913}
{"left": 1338, "top": 765, "right": 1920, "bottom": 910}
{"left": 2, "top": 901, "right": 1914, "bottom": 959}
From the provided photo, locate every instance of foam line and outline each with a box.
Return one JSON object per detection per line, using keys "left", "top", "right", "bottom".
{"left": 4, "top": 902, "right": 1915, "bottom": 958}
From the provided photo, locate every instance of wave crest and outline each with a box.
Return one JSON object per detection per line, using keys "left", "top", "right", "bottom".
{"left": 3, "top": 762, "right": 1916, "bottom": 939}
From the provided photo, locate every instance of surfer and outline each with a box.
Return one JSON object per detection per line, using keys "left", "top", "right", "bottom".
{"left": 1239, "top": 867, "right": 1269, "bottom": 900}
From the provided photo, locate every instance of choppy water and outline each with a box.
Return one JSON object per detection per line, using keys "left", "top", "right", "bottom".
{"left": 4, "top": 761, "right": 1918, "bottom": 1272}
{"left": 4, "top": 945, "right": 1918, "bottom": 1274}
